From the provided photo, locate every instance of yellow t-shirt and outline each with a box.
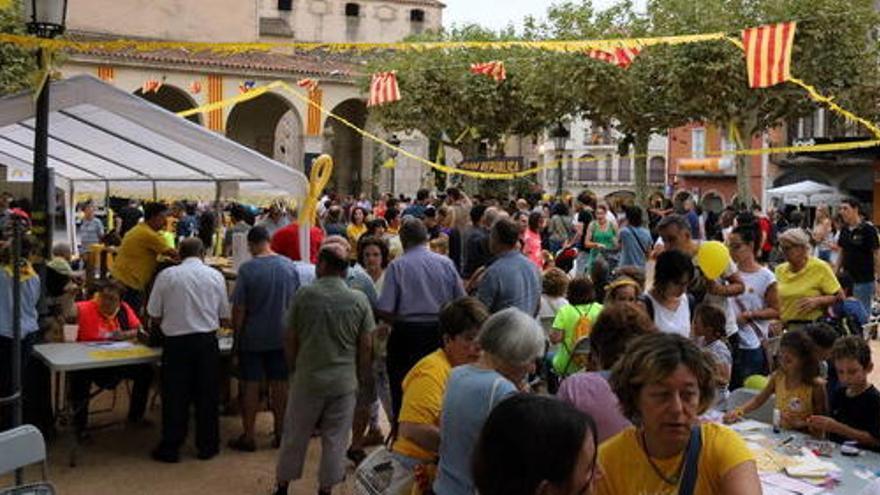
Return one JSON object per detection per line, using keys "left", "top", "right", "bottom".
{"left": 774, "top": 372, "right": 814, "bottom": 429}
{"left": 775, "top": 257, "right": 841, "bottom": 322}
{"left": 392, "top": 349, "right": 451, "bottom": 461}
{"left": 110, "top": 223, "right": 170, "bottom": 290}
{"left": 596, "top": 423, "right": 754, "bottom": 495}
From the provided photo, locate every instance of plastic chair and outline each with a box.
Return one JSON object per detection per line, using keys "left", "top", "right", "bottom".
{"left": 725, "top": 388, "right": 775, "bottom": 424}
{"left": 0, "top": 425, "right": 56, "bottom": 495}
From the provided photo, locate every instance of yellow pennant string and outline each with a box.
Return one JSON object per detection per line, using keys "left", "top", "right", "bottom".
{"left": 177, "top": 81, "right": 284, "bottom": 117}
{"left": 300, "top": 154, "right": 333, "bottom": 224}
{"left": 788, "top": 77, "right": 880, "bottom": 139}
{"left": 32, "top": 49, "right": 53, "bottom": 104}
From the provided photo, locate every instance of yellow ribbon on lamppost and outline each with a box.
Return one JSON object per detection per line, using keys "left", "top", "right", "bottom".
{"left": 300, "top": 154, "right": 333, "bottom": 224}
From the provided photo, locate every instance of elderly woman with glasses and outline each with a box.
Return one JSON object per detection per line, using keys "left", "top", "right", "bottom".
{"left": 775, "top": 228, "right": 842, "bottom": 328}
{"left": 433, "top": 307, "right": 545, "bottom": 495}
{"left": 595, "top": 333, "right": 760, "bottom": 495}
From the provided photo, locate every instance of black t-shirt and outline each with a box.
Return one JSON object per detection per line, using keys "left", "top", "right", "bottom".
{"left": 830, "top": 384, "right": 880, "bottom": 450}
{"left": 838, "top": 222, "right": 879, "bottom": 283}
{"left": 577, "top": 210, "right": 594, "bottom": 250}
{"left": 118, "top": 206, "right": 143, "bottom": 237}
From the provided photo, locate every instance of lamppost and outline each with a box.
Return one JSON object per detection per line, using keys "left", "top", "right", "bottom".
{"left": 388, "top": 134, "right": 401, "bottom": 195}
{"left": 25, "top": 0, "right": 69, "bottom": 266}
{"left": 550, "top": 122, "right": 570, "bottom": 199}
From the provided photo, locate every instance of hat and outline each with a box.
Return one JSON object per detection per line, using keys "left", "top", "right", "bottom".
{"left": 46, "top": 257, "right": 73, "bottom": 277}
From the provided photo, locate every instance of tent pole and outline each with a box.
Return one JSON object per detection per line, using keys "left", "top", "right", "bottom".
{"left": 152, "top": 181, "right": 158, "bottom": 202}
{"left": 214, "top": 181, "right": 222, "bottom": 257}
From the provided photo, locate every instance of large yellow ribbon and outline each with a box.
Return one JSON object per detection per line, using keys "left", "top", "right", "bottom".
{"left": 300, "top": 154, "right": 333, "bottom": 224}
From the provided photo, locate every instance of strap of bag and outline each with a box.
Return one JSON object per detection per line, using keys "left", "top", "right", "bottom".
{"left": 629, "top": 225, "right": 649, "bottom": 255}
{"left": 678, "top": 426, "right": 703, "bottom": 495}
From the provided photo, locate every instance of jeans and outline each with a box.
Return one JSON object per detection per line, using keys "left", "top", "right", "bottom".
{"left": 853, "top": 281, "right": 875, "bottom": 316}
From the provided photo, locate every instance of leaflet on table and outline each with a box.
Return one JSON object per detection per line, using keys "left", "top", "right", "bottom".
{"left": 760, "top": 473, "right": 825, "bottom": 495}
{"left": 84, "top": 342, "right": 135, "bottom": 350}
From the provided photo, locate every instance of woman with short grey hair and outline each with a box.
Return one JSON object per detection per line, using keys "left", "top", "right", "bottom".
{"left": 433, "top": 308, "right": 544, "bottom": 495}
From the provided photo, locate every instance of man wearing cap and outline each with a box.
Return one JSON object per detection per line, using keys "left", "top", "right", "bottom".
{"left": 274, "top": 238, "right": 373, "bottom": 495}
{"left": 377, "top": 217, "right": 465, "bottom": 421}
{"left": 228, "top": 226, "right": 301, "bottom": 452}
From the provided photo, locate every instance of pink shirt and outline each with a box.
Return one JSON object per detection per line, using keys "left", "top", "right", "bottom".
{"left": 522, "top": 229, "right": 543, "bottom": 269}
{"left": 558, "top": 371, "right": 632, "bottom": 443}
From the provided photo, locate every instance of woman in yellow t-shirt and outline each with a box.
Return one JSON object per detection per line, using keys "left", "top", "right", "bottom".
{"left": 390, "top": 298, "right": 489, "bottom": 479}
{"left": 774, "top": 228, "right": 842, "bottom": 325}
{"left": 597, "top": 332, "right": 761, "bottom": 495}
{"left": 346, "top": 207, "right": 369, "bottom": 259}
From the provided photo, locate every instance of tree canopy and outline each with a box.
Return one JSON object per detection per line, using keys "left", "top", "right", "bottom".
{"left": 0, "top": 2, "right": 36, "bottom": 96}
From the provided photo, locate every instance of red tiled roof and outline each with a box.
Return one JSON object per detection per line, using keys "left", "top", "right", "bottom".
{"left": 65, "top": 32, "right": 364, "bottom": 79}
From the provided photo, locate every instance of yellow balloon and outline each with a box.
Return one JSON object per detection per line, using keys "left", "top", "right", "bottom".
{"left": 696, "top": 240, "right": 730, "bottom": 280}
{"left": 743, "top": 374, "right": 768, "bottom": 391}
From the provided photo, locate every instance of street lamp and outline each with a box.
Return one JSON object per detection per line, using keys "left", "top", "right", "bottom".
{"left": 550, "top": 122, "right": 570, "bottom": 199}
{"left": 24, "top": 0, "right": 69, "bottom": 38}
{"left": 26, "top": 0, "right": 68, "bottom": 267}
{"left": 388, "top": 134, "right": 401, "bottom": 195}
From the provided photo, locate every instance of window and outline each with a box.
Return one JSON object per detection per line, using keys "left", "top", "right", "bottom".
{"left": 579, "top": 154, "right": 598, "bottom": 181}
{"left": 649, "top": 157, "right": 666, "bottom": 183}
{"left": 618, "top": 155, "right": 631, "bottom": 182}
{"left": 345, "top": 3, "right": 360, "bottom": 17}
{"left": 410, "top": 9, "right": 425, "bottom": 22}
{"left": 278, "top": 0, "right": 292, "bottom": 11}
{"left": 605, "top": 154, "right": 613, "bottom": 180}
{"left": 691, "top": 127, "right": 706, "bottom": 159}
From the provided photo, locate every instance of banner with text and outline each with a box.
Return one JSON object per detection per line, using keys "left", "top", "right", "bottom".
{"left": 458, "top": 156, "right": 524, "bottom": 175}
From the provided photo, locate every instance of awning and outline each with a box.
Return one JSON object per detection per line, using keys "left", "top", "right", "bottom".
{"left": 767, "top": 180, "right": 840, "bottom": 206}
{"left": 0, "top": 75, "right": 308, "bottom": 200}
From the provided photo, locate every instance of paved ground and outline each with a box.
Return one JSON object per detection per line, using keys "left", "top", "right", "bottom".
{"left": 3, "top": 340, "right": 880, "bottom": 494}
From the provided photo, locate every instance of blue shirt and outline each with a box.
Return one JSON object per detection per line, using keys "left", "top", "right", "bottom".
{"left": 232, "top": 255, "right": 300, "bottom": 351}
{"left": 477, "top": 251, "right": 541, "bottom": 315}
{"left": 377, "top": 245, "right": 464, "bottom": 322}
{"left": 686, "top": 210, "right": 700, "bottom": 239}
{"left": 618, "top": 225, "right": 652, "bottom": 268}
{"left": 0, "top": 269, "right": 41, "bottom": 338}
{"left": 833, "top": 298, "right": 869, "bottom": 326}
{"left": 434, "top": 365, "right": 517, "bottom": 495}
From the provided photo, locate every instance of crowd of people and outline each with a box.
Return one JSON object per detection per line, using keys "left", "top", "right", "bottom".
{"left": 1, "top": 186, "right": 880, "bottom": 495}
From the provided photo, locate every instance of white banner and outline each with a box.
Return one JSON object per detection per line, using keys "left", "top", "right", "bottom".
{"left": 6, "top": 163, "right": 32, "bottom": 182}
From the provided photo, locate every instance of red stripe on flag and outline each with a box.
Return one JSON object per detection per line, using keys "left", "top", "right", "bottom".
{"left": 777, "top": 22, "right": 792, "bottom": 82}
{"left": 767, "top": 24, "right": 777, "bottom": 86}
{"left": 754, "top": 26, "right": 764, "bottom": 88}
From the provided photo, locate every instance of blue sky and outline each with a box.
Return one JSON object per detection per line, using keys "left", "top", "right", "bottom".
{"left": 442, "top": 0, "right": 648, "bottom": 31}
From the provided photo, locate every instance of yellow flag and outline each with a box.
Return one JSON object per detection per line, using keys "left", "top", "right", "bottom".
{"left": 382, "top": 158, "right": 396, "bottom": 169}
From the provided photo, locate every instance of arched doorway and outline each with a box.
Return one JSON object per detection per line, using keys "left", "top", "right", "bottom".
{"left": 324, "top": 99, "right": 368, "bottom": 195}
{"left": 134, "top": 85, "right": 201, "bottom": 125}
{"left": 226, "top": 92, "right": 304, "bottom": 171}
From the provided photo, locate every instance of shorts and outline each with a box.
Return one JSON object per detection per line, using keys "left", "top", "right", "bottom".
{"left": 238, "top": 349, "right": 288, "bottom": 381}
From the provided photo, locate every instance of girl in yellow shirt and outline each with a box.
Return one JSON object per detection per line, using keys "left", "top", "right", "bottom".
{"left": 724, "top": 329, "right": 827, "bottom": 431}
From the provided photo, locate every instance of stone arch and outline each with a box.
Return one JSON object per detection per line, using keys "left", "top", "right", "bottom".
{"left": 134, "top": 84, "right": 202, "bottom": 125}
{"left": 226, "top": 92, "right": 304, "bottom": 172}
{"left": 324, "top": 98, "right": 368, "bottom": 195}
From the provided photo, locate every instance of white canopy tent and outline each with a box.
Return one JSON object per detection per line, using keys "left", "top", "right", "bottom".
{"left": 766, "top": 180, "right": 841, "bottom": 207}
{"left": 0, "top": 75, "right": 310, "bottom": 255}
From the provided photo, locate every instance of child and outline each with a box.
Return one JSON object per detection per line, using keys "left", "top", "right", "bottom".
{"left": 724, "top": 330, "right": 827, "bottom": 431}
{"left": 693, "top": 303, "right": 732, "bottom": 405}
{"left": 807, "top": 337, "right": 880, "bottom": 451}
{"left": 829, "top": 273, "right": 869, "bottom": 333}
{"left": 550, "top": 276, "right": 602, "bottom": 377}
{"left": 804, "top": 322, "right": 842, "bottom": 396}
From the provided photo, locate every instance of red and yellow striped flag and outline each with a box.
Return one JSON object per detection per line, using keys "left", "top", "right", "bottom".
{"left": 305, "top": 88, "right": 323, "bottom": 136}
{"left": 470, "top": 61, "right": 506, "bottom": 81}
{"left": 742, "top": 22, "right": 797, "bottom": 88}
{"left": 368, "top": 71, "right": 401, "bottom": 107}
{"left": 586, "top": 47, "right": 641, "bottom": 69}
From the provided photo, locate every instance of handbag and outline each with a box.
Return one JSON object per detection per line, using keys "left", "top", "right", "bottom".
{"left": 678, "top": 426, "right": 703, "bottom": 495}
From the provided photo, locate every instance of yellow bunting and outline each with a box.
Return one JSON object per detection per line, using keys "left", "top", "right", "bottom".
{"left": 696, "top": 241, "right": 731, "bottom": 280}
{"left": 177, "top": 81, "right": 283, "bottom": 118}
{"left": 382, "top": 158, "right": 396, "bottom": 169}
{"left": 788, "top": 77, "right": 880, "bottom": 139}
{"left": 300, "top": 154, "right": 333, "bottom": 224}
{"left": 0, "top": 31, "right": 730, "bottom": 55}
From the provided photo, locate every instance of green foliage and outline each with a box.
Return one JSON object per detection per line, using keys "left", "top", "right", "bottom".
{"left": 0, "top": 2, "right": 36, "bottom": 96}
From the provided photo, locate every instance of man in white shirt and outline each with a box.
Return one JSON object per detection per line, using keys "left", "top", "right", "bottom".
{"left": 147, "top": 237, "right": 230, "bottom": 463}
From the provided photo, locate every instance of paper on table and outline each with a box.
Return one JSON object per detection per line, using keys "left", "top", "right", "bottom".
{"left": 785, "top": 448, "right": 840, "bottom": 479}
{"left": 761, "top": 473, "right": 825, "bottom": 495}
{"left": 730, "top": 419, "right": 768, "bottom": 432}
{"left": 85, "top": 342, "right": 134, "bottom": 349}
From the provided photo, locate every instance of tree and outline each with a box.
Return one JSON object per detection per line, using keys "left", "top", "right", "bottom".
{"left": 361, "top": 25, "right": 588, "bottom": 196}
{"left": 649, "top": 0, "right": 880, "bottom": 206}
{"left": 0, "top": 2, "right": 36, "bottom": 96}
